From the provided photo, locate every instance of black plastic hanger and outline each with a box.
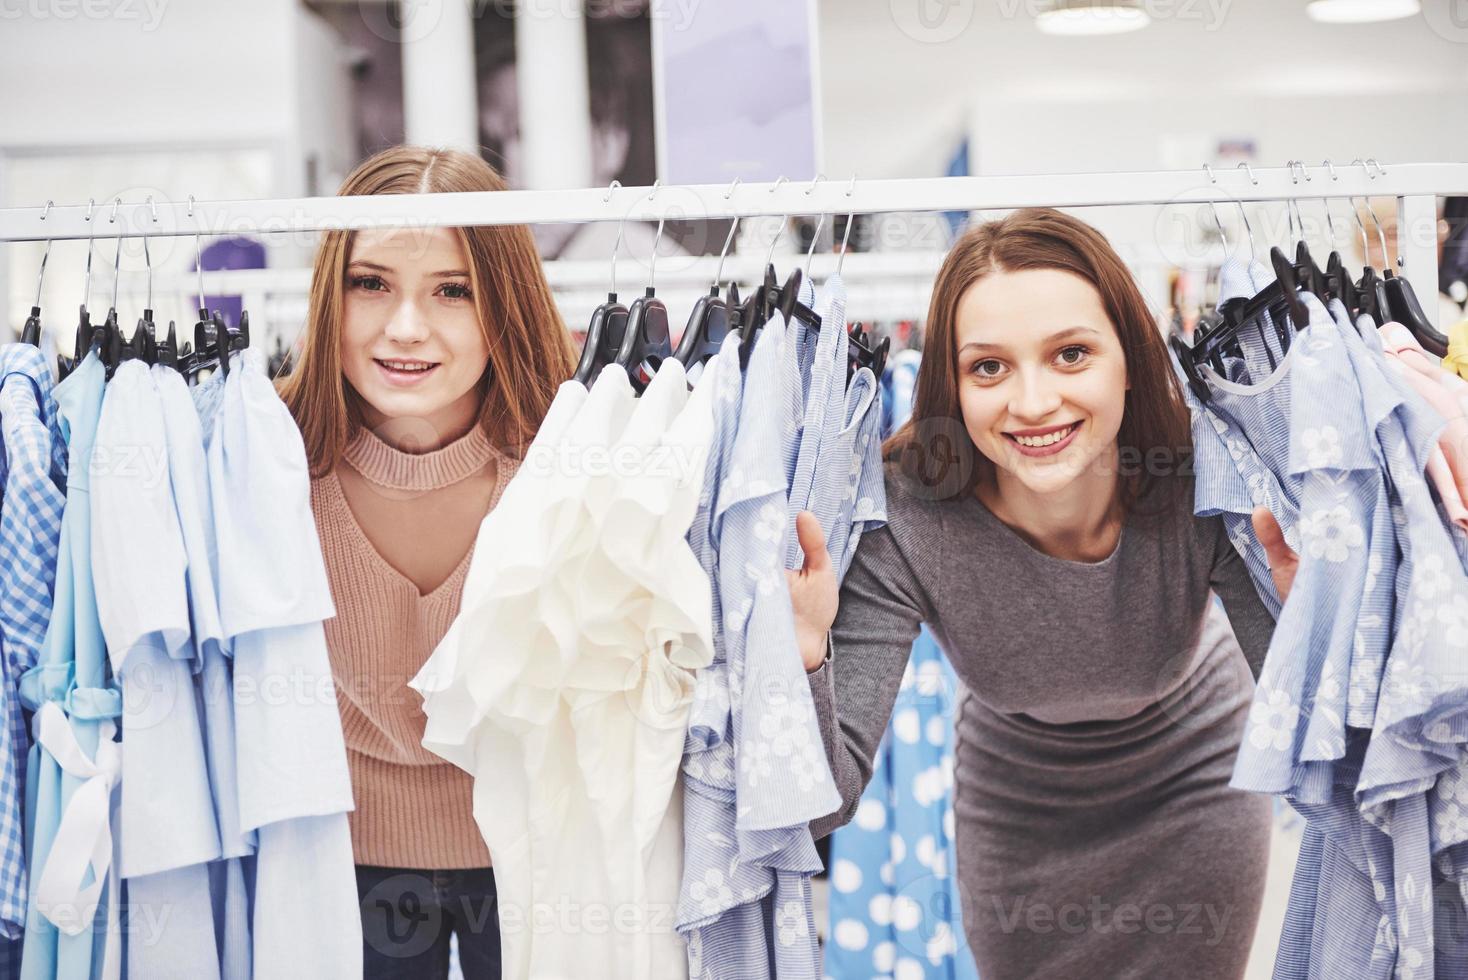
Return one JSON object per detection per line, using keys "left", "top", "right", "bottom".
{"left": 671, "top": 286, "right": 730, "bottom": 369}
{"left": 1174, "top": 247, "right": 1307, "bottom": 404}
{"left": 20, "top": 201, "right": 55, "bottom": 347}
{"left": 614, "top": 287, "right": 671, "bottom": 391}
{"left": 156, "top": 321, "right": 180, "bottom": 370}
{"left": 1384, "top": 271, "right": 1450, "bottom": 356}
{"left": 737, "top": 265, "right": 804, "bottom": 369}
{"left": 673, "top": 216, "right": 740, "bottom": 369}
{"left": 574, "top": 201, "right": 633, "bottom": 385}
{"left": 613, "top": 212, "right": 679, "bottom": 392}
{"left": 575, "top": 293, "right": 627, "bottom": 386}
{"left": 846, "top": 322, "right": 889, "bottom": 384}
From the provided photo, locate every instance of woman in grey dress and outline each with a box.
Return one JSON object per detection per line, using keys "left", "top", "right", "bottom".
{"left": 785, "top": 208, "right": 1302, "bottom": 978}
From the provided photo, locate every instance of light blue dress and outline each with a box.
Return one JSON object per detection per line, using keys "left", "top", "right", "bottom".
{"left": 90, "top": 360, "right": 224, "bottom": 980}
{"left": 164, "top": 364, "right": 254, "bottom": 980}
{"left": 679, "top": 319, "right": 834, "bottom": 979}
{"left": 18, "top": 350, "right": 117, "bottom": 980}
{"left": 1183, "top": 268, "right": 1468, "bottom": 977}
{"left": 0, "top": 343, "right": 67, "bottom": 973}
{"left": 204, "top": 350, "right": 359, "bottom": 979}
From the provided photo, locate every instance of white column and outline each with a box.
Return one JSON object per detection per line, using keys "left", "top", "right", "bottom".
{"left": 402, "top": 0, "right": 480, "bottom": 153}
{"left": 515, "top": 0, "right": 594, "bottom": 190}
{"left": 1397, "top": 193, "right": 1441, "bottom": 328}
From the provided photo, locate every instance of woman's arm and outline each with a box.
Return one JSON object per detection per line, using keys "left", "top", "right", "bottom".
{"left": 791, "top": 518, "right": 928, "bottom": 841}
{"left": 1207, "top": 510, "right": 1294, "bottom": 680}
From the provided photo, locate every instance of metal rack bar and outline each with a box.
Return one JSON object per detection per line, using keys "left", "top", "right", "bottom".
{"left": 1, "top": 163, "right": 1463, "bottom": 243}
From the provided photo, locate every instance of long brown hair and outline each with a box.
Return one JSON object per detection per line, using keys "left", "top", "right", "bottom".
{"left": 277, "top": 146, "right": 578, "bottom": 477}
{"left": 886, "top": 207, "right": 1192, "bottom": 516}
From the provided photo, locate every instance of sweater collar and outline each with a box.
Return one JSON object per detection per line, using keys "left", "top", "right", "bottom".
{"left": 343, "top": 422, "right": 502, "bottom": 492}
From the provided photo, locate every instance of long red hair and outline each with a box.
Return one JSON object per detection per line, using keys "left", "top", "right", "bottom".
{"left": 277, "top": 146, "right": 577, "bottom": 477}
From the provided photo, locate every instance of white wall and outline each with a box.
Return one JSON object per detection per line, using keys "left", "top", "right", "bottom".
{"left": 0, "top": 0, "right": 355, "bottom": 338}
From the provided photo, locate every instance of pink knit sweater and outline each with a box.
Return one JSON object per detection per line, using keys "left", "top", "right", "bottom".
{"left": 311, "top": 423, "right": 512, "bottom": 868}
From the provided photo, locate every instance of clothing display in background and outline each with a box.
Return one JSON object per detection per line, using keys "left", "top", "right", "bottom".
{"left": 414, "top": 359, "right": 715, "bottom": 980}
{"left": 198, "top": 236, "right": 266, "bottom": 330}
{"left": 676, "top": 274, "right": 887, "bottom": 980}
{"left": 824, "top": 628, "right": 979, "bottom": 980}
{"left": 1177, "top": 258, "right": 1468, "bottom": 979}
{"left": 824, "top": 348, "right": 980, "bottom": 980}
{"left": 0, "top": 335, "right": 361, "bottom": 979}
{"left": 1446, "top": 318, "right": 1468, "bottom": 382}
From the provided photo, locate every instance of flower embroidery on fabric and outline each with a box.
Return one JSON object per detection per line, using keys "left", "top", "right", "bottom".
{"left": 739, "top": 740, "right": 773, "bottom": 786}
{"left": 1435, "top": 593, "right": 1468, "bottom": 646}
{"left": 689, "top": 868, "right": 734, "bottom": 915}
{"left": 1300, "top": 426, "right": 1344, "bottom": 468}
{"left": 773, "top": 901, "right": 809, "bottom": 947}
{"left": 1247, "top": 687, "right": 1299, "bottom": 752}
{"left": 1415, "top": 554, "right": 1452, "bottom": 601}
{"left": 1299, "top": 505, "right": 1364, "bottom": 563}
{"left": 753, "top": 503, "right": 784, "bottom": 543}
{"left": 787, "top": 744, "right": 829, "bottom": 793}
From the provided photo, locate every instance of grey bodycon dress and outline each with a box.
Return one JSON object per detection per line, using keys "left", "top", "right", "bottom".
{"left": 807, "top": 469, "right": 1279, "bottom": 980}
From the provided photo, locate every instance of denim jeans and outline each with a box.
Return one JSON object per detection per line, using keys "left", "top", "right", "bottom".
{"left": 356, "top": 864, "right": 501, "bottom": 980}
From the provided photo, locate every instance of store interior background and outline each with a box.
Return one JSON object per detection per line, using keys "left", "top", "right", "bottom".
{"left": 3, "top": 0, "right": 1466, "bottom": 352}
{"left": 2, "top": 2, "right": 1466, "bottom": 974}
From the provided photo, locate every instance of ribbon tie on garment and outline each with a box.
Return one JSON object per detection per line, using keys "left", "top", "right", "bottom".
{"left": 33, "top": 702, "right": 121, "bottom": 937}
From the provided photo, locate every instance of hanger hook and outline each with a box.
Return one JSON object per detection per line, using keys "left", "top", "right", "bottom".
{"left": 34, "top": 200, "right": 54, "bottom": 309}
{"left": 804, "top": 212, "right": 827, "bottom": 279}
{"left": 763, "top": 176, "right": 790, "bottom": 268}
{"left": 1366, "top": 204, "right": 1389, "bottom": 272}
{"left": 649, "top": 215, "right": 666, "bottom": 291}
{"left": 1235, "top": 161, "right": 1258, "bottom": 185}
{"left": 803, "top": 173, "right": 825, "bottom": 197}
{"left": 605, "top": 181, "right": 624, "bottom": 295}
{"left": 189, "top": 194, "right": 206, "bottom": 314}
{"left": 112, "top": 234, "right": 123, "bottom": 312}
{"left": 837, "top": 172, "right": 858, "bottom": 278}
{"left": 723, "top": 177, "right": 741, "bottom": 200}
{"left": 1347, "top": 195, "right": 1371, "bottom": 266}
{"left": 109, "top": 197, "right": 121, "bottom": 224}
{"left": 641, "top": 180, "right": 665, "bottom": 290}
{"left": 143, "top": 196, "right": 157, "bottom": 311}
{"left": 83, "top": 198, "right": 96, "bottom": 314}
{"left": 1201, "top": 164, "right": 1228, "bottom": 256}
{"left": 714, "top": 216, "right": 741, "bottom": 291}
{"left": 1351, "top": 163, "right": 1390, "bottom": 271}
{"left": 1367, "top": 158, "right": 1386, "bottom": 178}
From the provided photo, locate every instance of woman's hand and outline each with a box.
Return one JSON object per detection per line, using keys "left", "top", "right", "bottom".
{"left": 1251, "top": 506, "right": 1300, "bottom": 606}
{"left": 787, "top": 510, "right": 839, "bottom": 673}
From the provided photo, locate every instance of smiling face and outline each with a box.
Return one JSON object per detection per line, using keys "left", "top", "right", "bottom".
{"left": 953, "top": 266, "right": 1130, "bottom": 498}
{"left": 339, "top": 226, "right": 491, "bottom": 444}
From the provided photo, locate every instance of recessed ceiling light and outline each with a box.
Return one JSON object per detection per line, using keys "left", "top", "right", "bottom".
{"left": 1036, "top": 1, "right": 1152, "bottom": 36}
{"left": 1306, "top": 0, "right": 1420, "bottom": 24}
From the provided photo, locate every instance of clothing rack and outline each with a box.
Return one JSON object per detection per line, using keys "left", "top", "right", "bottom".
{"left": 3, "top": 162, "right": 1465, "bottom": 325}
